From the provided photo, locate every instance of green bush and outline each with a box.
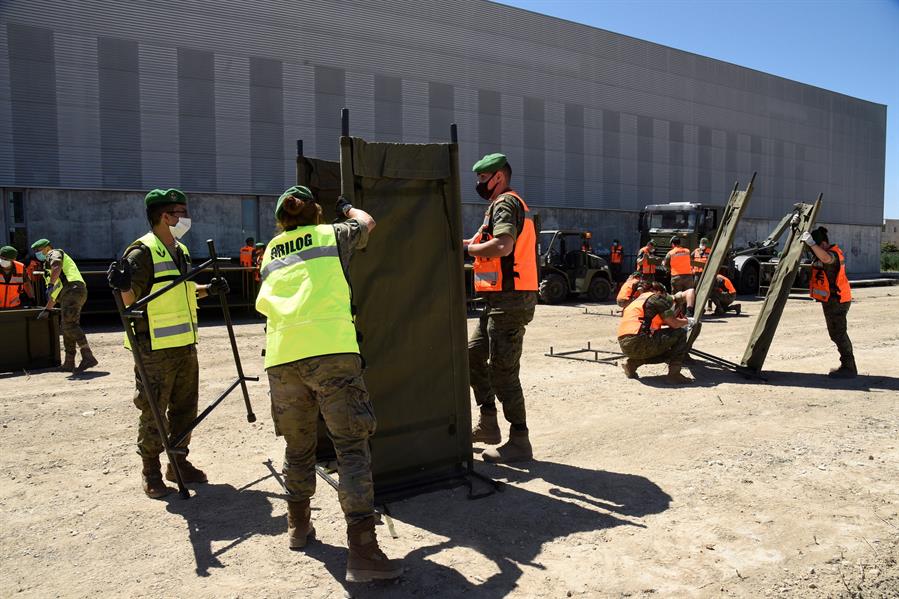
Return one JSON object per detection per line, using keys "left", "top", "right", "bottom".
{"left": 882, "top": 252, "right": 899, "bottom": 272}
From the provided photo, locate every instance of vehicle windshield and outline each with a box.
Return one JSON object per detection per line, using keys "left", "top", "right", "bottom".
{"left": 538, "top": 232, "right": 557, "bottom": 255}
{"left": 648, "top": 211, "right": 697, "bottom": 231}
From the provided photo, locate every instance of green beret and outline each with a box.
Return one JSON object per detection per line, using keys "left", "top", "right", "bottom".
{"left": 0, "top": 245, "right": 17, "bottom": 259}
{"left": 472, "top": 153, "right": 508, "bottom": 174}
{"left": 254, "top": 242, "right": 265, "bottom": 249}
{"left": 145, "top": 188, "right": 187, "bottom": 208}
{"left": 30, "top": 238, "right": 50, "bottom": 250}
{"left": 275, "top": 185, "right": 314, "bottom": 216}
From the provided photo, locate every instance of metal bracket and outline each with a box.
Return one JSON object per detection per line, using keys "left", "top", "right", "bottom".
{"left": 546, "top": 341, "right": 625, "bottom": 364}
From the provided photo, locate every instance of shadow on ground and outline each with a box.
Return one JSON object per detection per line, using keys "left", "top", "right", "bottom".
{"left": 304, "top": 460, "right": 671, "bottom": 598}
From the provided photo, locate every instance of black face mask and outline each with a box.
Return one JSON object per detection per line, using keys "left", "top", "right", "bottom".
{"left": 475, "top": 174, "right": 495, "bottom": 200}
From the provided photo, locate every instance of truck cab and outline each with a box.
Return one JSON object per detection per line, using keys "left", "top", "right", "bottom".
{"left": 639, "top": 202, "right": 722, "bottom": 255}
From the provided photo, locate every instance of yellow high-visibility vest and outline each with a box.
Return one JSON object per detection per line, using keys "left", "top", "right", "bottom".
{"left": 124, "top": 232, "right": 198, "bottom": 350}
{"left": 255, "top": 224, "right": 358, "bottom": 369}
{"left": 44, "top": 250, "right": 85, "bottom": 301}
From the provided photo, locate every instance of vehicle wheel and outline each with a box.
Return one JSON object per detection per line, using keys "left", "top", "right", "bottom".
{"left": 539, "top": 273, "right": 568, "bottom": 304}
{"left": 738, "top": 263, "right": 759, "bottom": 295}
{"left": 587, "top": 276, "right": 612, "bottom": 302}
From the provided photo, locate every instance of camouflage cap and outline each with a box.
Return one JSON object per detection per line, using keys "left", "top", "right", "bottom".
{"left": 275, "top": 185, "right": 315, "bottom": 217}
{"left": 254, "top": 242, "right": 265, "bottom": 249}
{"left": 145, "top": 188, "right": 187, "bottom": 208}
{"left": 670, "top": 236, "right": 681, "bottom": 245}
{"left": 0, "top": 245, "right": 17, "bottom": 259}
{"left": 472, "top": 153, "right": 508, "bottom": 174}
{"left": 30, "top": 238, "right": 51, "bottom": 250}
{"left": 700, "top": 237, "right": 710, "bottom": 244}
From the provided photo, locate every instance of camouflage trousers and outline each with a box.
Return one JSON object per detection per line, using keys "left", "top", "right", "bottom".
{"left": 268, "top": 354, "right": 376, "bottom": 525}
{"left": 710, "top": 291, "right": 736, "bottom": 313}
{"left": 670, "top": 275, "right": 694, "bottom": 293}
{"left": 58, "top": 283, "right": 88, "bottom": 354}
{"left": 468, "top": 299, "right": 535, "bottom": 427}
{"left": 132, "top": 337, "right": 199, "bottom": 458}
{"left": 822, "top": 301, "right": 854, "bottom": 365}
{"left": 618, "top": 328, "right": 689, "bottom": 365}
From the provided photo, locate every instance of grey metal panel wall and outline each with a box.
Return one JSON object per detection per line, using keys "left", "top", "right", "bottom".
{"left": 0, "top": 0, "right": 886, "bottom": 228}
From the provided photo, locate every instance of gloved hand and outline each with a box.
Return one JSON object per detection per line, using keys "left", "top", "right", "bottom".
{"left": 37, "top": 308, "right": 49, "bottom": 320}
{"left": 107, "top": 260, "right": 132, "bottom": 290}
{"left": 207, "top": 277, "right": 230, "bottom": 296}
{"left": 336, "top": 195, "right": 353, "bottom": 217}
{"left": 800, "top": 231, "right": 816, "bottom": 246}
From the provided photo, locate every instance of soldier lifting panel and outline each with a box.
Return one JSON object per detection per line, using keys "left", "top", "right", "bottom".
{"left": 0, "top": 308, "right": 61, "bottom": 372}
{"left": 298, "top": 139, "right": 472, "bottom": 499}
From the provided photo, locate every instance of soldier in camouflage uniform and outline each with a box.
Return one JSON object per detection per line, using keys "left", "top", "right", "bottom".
{"left": 31, "top": 239, "right": 97, "bottom": 373}
{"left": 802, "top": 226, "right": 856, "bottom": 378}
{"left": 465, "top": 153, "right": 539, "bottom": 464}
{"left": 256, "top": 186, "right": 401, "bottom": 583}
{"left": 617, "top": 282, "right": 694, "bottom": 384}
{"left": 107, "top": 189, "right": 229, "bottom": 498}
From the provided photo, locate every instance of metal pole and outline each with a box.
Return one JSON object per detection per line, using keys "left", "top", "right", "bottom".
{"left": 207, "top": 239, "right": 256, "bottom": 423}
{"left": 450, "top": 123, "right": 458, "bottom": 143}
{"left": 113, "top": 288, "right": 190, "bottom": 499}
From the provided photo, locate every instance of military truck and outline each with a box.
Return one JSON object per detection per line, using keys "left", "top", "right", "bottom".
{"left": 639, "top": 202, "right": 723, "bottom": 255}
{"left": 537, "top": 230, "right": 614, "bottom": 304}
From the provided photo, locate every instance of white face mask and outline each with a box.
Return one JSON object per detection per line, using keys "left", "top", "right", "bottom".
{"left": 0, "top": 259, "right": 10, "bottom": 268}
{"left": 169, "top": 217, "right": 192, "bottom": 239}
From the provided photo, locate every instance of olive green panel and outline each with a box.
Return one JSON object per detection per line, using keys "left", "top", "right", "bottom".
{"left": 687, "top": 174, "right": 756, "bottom": 348}
{"left": 299, "top": 139, "right": 471, "bottom": 499}
{"left": 740, "top": 197, "right": 821, "bottom": 373}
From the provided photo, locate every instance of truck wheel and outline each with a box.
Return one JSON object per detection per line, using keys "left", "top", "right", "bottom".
{"left": 587, "top": 277, "right": 612, "bottom": 302}
{"left": 539, "top": 274, "right": 568, "bottom": 304}
{"left": 738, "top": 263, "right": 759, "bottom": 295}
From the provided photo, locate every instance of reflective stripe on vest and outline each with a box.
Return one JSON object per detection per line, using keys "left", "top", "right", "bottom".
{"left": 692, "top": 247, "right": 710, "bottom": 274}
{"left": 239, "top": 246, "right": 254, "bottom": 267}
{"left": 1, "top": 260, "right": 25, "bottom": 308}
{"left": 124, "top": 232, "right": 199, "bottom": 350}
{"left": 617, "top": 292, "right": 664, "bottom": 338}
{"left": 610, "top": 245, "right": 623, "bottom": 264}
{"left": 638, "top": 246, "right": 656, "bottom": 275}
{"left": 809, "top": 244, "right": 852, "bottom": 303}
{"left": 473, "top": 191, "right": 539, "bottom": 293}
{"left": 255, "top": 224, "right": 359, "bottom": 369}
{"left": 43, "top": 251, "right": 84, "bottom": 301}
{"left": 667, "top": 247, "right": 692, "bottom": 276}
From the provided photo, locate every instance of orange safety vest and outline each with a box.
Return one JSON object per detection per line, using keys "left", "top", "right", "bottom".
{"left": 637, "top": 246, "right": 656, "bottom": 275}
{"left": 0, "top": 260, "right": 26, "bottom": 309}
{"left": 666, "top": 247, "right": 692, "bottom": 276}
{"left": 617, "top": 275, "right": 640, "bottom": 304}
{"left": 617, "top": 292, "right": 664, "bottom": 338}
{"left": 239, "top": 245, "right": 254, "bottom": 267}
{"left": 692, "top": 247, "right": 710, "bottom": 274}
{"left": 610, "top": 244, "right": 623, "bottom": 265}
{"left": 717, "top": 275, "right": 736, "bottom": 294}
{"left": 809, "top": 244, "right": 851, "bottom": 303}
{"left": 473, "top": 191, "right": 538, "bottom": 293}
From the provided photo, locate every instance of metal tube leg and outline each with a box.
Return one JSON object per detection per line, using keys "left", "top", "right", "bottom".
{"left": 113, "top": 289, "right": 190, "bottom": 499}
{"left": 207, "top": 240, "right": 256, "bottom": 423}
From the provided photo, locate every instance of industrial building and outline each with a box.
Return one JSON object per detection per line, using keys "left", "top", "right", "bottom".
{"left": 1, "top": 0, "right": 887, "bottom": 271}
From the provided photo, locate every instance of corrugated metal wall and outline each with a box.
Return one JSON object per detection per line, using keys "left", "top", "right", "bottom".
{"left": 0, "top": 0, "right": 887, "bottom": 226}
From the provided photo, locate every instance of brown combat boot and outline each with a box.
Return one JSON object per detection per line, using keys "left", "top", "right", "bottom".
{"left": 142, "top": 456, "right": 173, "bottom": 499}
{"left": 60, "top": 352, "right": 76, "bottom": 372}
{"left": 287, "top": 500, "right": 315, "bottom": 550}
{"left": 346, "top": 516, "right": 403, "bottom": 582}
{"left": 74, "top": 347, "right": 98, "bottom": 374}
{"left": 621, "top": 358, "right": 643, "bottom": 379}
{"left": 483, "top": 427, "right": 533, "bottom": 464}
{"left": 666, "top": 362, "right": 692, "bottom": 384}
{"left": 471, "top": 409, "right": 501, "bottom": 444}
{"left": 165, "top": 455, "right": 208, "bottom": 484}
{"left": 829, "top": 357, "right": 857, "bottom": 379}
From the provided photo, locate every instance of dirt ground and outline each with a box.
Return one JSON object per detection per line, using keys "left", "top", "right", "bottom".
{"left": 2, "top": 286, "right": 898, "bottom": 598}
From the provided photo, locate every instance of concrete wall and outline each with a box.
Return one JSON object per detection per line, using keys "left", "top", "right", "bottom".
{"left": 883, "top": 219, "right": 899, "bottom": 247}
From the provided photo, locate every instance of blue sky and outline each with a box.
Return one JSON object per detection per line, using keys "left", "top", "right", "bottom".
{"left": 497, "top": 0, "right": 899, "bottom": 219}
